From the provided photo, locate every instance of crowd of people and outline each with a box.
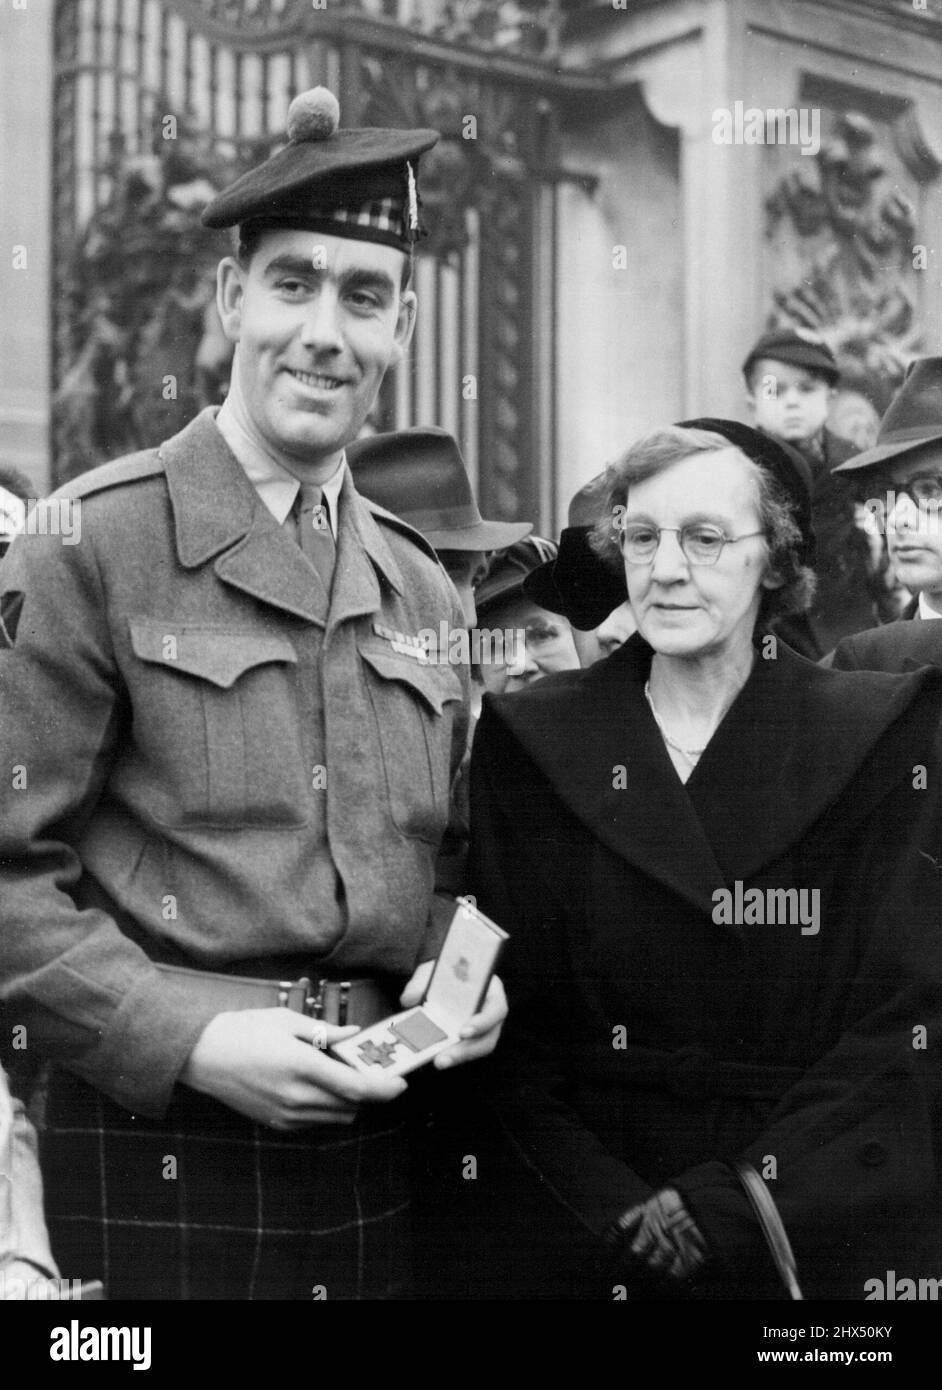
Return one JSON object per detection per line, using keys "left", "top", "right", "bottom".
{"left": 2, "top": 85, "right": 942, "bottom": 1302}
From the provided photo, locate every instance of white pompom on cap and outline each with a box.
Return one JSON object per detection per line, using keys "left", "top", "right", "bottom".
{"left": 286, "top": 87, "right": 341, "bottom": 144}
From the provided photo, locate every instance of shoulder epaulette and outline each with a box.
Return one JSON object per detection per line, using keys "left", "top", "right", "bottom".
{"left": 363, "top": 497, "right": 440, "bottom": 564}
{"left": 59, "top": 450, "right": 165, "bottom": 501}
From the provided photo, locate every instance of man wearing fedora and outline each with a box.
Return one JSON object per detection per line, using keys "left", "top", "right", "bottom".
{"left": 348, "top": 426, "right": 531, "bottom": 629}
{"left": 830, "top": 357, "right": 942, "bottom": 672}
{"left": 0, "top": 87, "right": 506, "bottom": 1300}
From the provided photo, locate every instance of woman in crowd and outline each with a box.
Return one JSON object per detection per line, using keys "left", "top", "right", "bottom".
{"left": 469, "top": 420, "right": 942, "bottom": 1299}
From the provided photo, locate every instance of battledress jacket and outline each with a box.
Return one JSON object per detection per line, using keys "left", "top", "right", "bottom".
{"left": 468, "top": 633, "right": 942, "bottom": 1299}
{"left": 0, "top": 410, "right": 469, "bottom": 1119}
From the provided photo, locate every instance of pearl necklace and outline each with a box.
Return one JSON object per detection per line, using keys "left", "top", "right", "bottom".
{"left": 644, "top": 680, "right": 708, "bottom": 764}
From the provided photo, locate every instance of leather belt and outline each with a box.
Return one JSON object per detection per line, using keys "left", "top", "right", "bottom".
{"left": 155, "top": 963, "right": 395, "bottom": 1028}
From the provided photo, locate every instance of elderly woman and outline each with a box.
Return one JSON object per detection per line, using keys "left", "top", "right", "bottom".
{"left": 469, "top": 420, "right": 942, "bottom": 1300}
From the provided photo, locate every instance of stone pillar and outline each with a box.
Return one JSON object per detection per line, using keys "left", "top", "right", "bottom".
{"left": 0, "top": 0, "right": 53, "bottom": 494}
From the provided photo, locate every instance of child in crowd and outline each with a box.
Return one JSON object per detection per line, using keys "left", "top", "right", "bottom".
{"left": 743, "top": 326, "right": 882, "bottom": 654}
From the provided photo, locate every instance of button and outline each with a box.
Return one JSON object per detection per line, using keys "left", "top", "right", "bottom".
{"left": 857, "top": 1141, "right": 887, "bottom": 1168}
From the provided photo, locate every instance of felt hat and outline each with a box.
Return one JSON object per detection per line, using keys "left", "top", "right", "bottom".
{"left": 202, "top": 87, "right": 438, "bottom": 251}
{"left": 523, "top": 525, "right": 630, "bottom": 630}
{"left": 832, "top": 357, "right": 942, "bottom": 473}
{"left": 475, "top": 538, "right": 559, "bottom": 618}
{"left": 348, "top": 427, "right": 531, "bottom": 551}
{"left": 523, "top": 471, "right": 626, "bottom": 630}
{"left": 679, "top": 418, "right": 815, "bottom": 564}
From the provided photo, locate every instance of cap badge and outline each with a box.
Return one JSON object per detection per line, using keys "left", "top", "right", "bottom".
{"left": 407, "top": 161, "right": 419, "bottom": 233}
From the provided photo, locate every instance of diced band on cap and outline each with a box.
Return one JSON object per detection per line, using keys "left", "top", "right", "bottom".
{"left": 201, "top": 95, "right": 439, "bottom": 252}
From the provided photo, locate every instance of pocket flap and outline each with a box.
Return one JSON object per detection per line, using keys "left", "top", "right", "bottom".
{"left": 360, "top": 646, "right": 464, "bottom": 715}
{"left": 129, "top": 619, "right": 297, "bottom": 689}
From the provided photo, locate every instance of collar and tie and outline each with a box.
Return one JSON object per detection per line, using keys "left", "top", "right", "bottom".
{"left": 294, "top": 482, "right": 337, "bottom": 593}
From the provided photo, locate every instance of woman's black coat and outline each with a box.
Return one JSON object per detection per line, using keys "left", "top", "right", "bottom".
{"left": 468, "top": 633, "right": 942, "bottom": 1299}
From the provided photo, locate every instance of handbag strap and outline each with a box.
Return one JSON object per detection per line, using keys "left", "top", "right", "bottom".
{"left": 734, "top": 1160, "right": 804, "bottom": 1300}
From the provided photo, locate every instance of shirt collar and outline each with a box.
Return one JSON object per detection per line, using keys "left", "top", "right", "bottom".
{"left": 215, "top": 397, "right": 344, "bottom": 537}
{"left": 918, "top": 591, "right": 942, "bottom": 620}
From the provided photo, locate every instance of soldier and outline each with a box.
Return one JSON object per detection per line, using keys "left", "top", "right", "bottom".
{"left": 0, "top": 87, "right": 505, "bottom": 1300}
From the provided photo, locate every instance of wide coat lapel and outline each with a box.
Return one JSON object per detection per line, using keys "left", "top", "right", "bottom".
{"left": 160, "top": 408, "right": 329, "bottom": 625}
{"left": 487, "top": 637, "right": 726, "bottom": 917}
{"left": 685, "top": 639, "right": 936, "bottom": 882}
{"left": 326, "top": 470, "right": 405, "bottom": 631}
{"left": 487, "top": 632, "right": 937, "bottom": 916}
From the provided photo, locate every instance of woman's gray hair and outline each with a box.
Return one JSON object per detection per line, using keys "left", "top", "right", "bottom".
{"left": 590, "top": 425, "right": 816, "bottom": 623}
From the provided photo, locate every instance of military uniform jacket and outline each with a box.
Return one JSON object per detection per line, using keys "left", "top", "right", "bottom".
{"left": 0, "top": 411, "right": 469, "bottom": 1118}
{"left": 469, "top": 633, "right": 942, "bottom": 1299}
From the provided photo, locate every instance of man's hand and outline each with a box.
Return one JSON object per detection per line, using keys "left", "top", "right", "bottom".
{"left": 399, "top": 963, "right": 507, "bottom": 1069}
{"left": 180, "top": 1008, "right": 407, "bottom": 1129}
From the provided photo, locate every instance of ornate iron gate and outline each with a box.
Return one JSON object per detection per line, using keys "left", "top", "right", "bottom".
{"left": 52, "top": 0, "right": 598, "bottom": 529}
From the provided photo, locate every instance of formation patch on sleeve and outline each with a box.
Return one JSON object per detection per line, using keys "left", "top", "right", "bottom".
{"left": 0, "top": 591, "right": 23, "bottom": 649}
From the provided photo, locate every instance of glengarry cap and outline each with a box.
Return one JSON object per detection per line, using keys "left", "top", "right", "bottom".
{"left": 202, "top": 87, "right": 439, "bottom": 252}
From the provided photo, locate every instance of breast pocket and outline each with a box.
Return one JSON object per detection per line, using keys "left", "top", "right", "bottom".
{"left": 360, "top": 646, "right": 464, "bottom": 844}
{"left": 128, "top": 619, "right": 309, "bottom": 829}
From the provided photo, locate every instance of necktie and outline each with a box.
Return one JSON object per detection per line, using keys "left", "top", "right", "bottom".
{"left": 296, "top": 482, "right": 336, "bottom": 594}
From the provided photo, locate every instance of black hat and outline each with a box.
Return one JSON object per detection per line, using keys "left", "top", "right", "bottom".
{"left": 348, "top": 427, "right": 531, "bottom": 551}
{"left": 522, "top": 470, "right": 627, "bottom": 630}
{"left": 833, "top": 356, "right": 942, "bottom": 473}
{"left": 524, "top": 525, "right": 630, "bottom": 630}
{"left": 475, "top": 538, "right": 559, "bottom": 618}
{"left": 202, "top": 87, "right": 438, "bottom": 252}
{"left": 678, "top": 418, "right": 816, "bottom": 564}
{"left": 742, "top": 327, "right": 840, "bottom": 387}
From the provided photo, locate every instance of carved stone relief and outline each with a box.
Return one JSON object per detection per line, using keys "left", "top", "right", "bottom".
{"left": 765, "top": 110, "right": 939, "bottom": 422}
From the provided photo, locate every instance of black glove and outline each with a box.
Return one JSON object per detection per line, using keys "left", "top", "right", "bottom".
{"left": 611, "top": 1187, "right": 709, "bottom": 1285}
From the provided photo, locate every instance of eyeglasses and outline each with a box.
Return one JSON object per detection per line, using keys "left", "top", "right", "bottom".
{"left": 876, "top": 475, "right": 942, "bottom": 508}
{"left": 620, "top": 523, "right": 766, "bottom": 567}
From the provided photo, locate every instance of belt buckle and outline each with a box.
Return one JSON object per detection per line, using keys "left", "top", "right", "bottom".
{"left": 302, "top": 978, "right": 353, "bottom": 1024}
{"left": 304, "top": 978, "right": 327, "bottom": 1019}
{"left": 277, "top": 978, "right": 311, "bottom": 1011}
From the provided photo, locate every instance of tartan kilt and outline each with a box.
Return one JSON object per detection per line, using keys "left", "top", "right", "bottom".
{"left": 40, "top": 1068, "right": 413, "bottom": 1300}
